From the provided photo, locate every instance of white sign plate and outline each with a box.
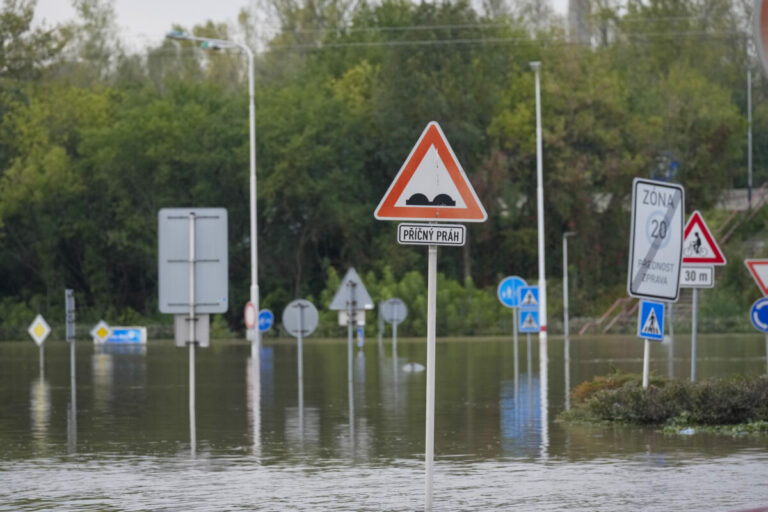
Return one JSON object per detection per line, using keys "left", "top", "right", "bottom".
{"left": 397, "top": 223, "right": 465, "bottom": 246}
{"left": 680, "top": 265, "right": 714, "bottom": 288}
{"left": 627, "top": 178, "right": 684, "bottom": 302}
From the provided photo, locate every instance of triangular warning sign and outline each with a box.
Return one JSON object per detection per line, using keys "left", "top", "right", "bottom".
{"left": 745, "top": 259, "right": 768, "bottom": 296}
{"left": 521, "top": 290, "right": 537, "bottom": 306}
{"left": 521, "top": 312, "right": 538, "bottom": 329}
{"left": 682, "top": 211, "right": 726, "bottom": 265}
{"left": 641, "top": 308, "right": 661, "bottom": 336}
{"left": 374, "top": 122, "right": 487, "bottom": 222}
{"left": 329, "top": 268, "right": 375, "bottom": 311}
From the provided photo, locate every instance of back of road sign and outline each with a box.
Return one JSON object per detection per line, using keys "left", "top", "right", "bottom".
{"left": 329, "top": 268, "right": 374, "bottom": 311}
{"left": 637, "top": 300, "right": 665, "bottom": 341}
{"left": 374, "top": 122, "right": 487, "bottom": 222}
{"left": 627, "top": 178, "right": 684, "bottom": 302}
{"left": 682, "top": 211, "right": 726, "bottom": 266}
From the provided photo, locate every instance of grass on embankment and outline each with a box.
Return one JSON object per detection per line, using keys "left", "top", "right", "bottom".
{"left": 559, "top": 370, "right": 768, "bottom": 435}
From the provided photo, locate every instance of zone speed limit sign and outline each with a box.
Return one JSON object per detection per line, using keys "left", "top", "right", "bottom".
{"left": 627, "top": 178, "right": 685, "bottom": 302}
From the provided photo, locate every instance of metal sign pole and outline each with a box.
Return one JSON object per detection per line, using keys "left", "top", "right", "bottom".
{"left": 39, "top": 345, "right": 44, "bottom": 378}
{"left": 424, "top": 244, "right": 437, "bottom": 512}
{"left": 65, "top": 289, "right": 76, "bottom": 453}
{"left": 188, "top": 212, "right": 197, "bottom": 454}
{"left": 347, "top": 282, "right": 356, "bottom": 447}
{"left": 513, "top": 309, "right": 519, "bottom": 389}
{"left": 643, "top": 339, "right": 650, "bottom": 389}
{"left": 298, "top": 304, "right": 304, "bottom": 439}
{"left": 691, "top": 288, "right": 698, "bottom": 382}
{"left": 527, "top": 333, "right": 532, "bottom": 377}
{"left": 668, "top": 303, "right": 675, "bottom": 379}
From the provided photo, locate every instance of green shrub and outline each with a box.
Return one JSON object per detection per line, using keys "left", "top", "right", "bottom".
{"left": 569, "top": 374, "right": 768, "bottom": 426}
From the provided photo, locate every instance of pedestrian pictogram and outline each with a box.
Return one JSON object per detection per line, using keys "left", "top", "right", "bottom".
{"left": 682, "top": 210, "right": 726, "bottom": 265}
{"left": 745, "top": 259, "right": 768, "bottom": 296}
{"left": 519, "top": 286, "right": 539, "bottom": 307}
{"left": 518, "top": 309, "right": 540, "bottom": 333}
{"left": 374, "top": 122, "right": 487, "bottom": 222}
{"left": 637, "top": 300, "right": 665, "bottom": 341}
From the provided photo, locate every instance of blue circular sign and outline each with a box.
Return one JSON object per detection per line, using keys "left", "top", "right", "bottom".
{"left": 750, "top": 298, "right": 768, "bottom": 333}
{"left": 497, "top": 276, "right": 527, "bottom": 309}
{"left": 258, "top": 309, "right": 274, "bottom": 332}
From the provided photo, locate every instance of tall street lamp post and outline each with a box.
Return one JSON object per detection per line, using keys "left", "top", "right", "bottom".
{"left": 530, "top": 61, "right": 547, "bottom": 346}
{"left": 166, "top": 31, "right": 260, "bottom": 350}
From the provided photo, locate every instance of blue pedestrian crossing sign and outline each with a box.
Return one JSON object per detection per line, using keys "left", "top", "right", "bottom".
{"left": 518, "top": 286, "right": 539, "bottom": 308}
{"left": 497, "top": 276, "right": 527, "bottom": 309}
{"left": 518, "top": 309, "right": 540, "bottom": 333}
{"left": 637, "top": 300, "right": 665, "bottom": 341}
{"left": 258, "top": 309, "right": 274, "bottom": 332}
{"left": 749, "top": 297, "right": 768, "bottom": 333}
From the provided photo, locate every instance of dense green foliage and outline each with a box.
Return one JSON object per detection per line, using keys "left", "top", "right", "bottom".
{"left": 565, "top": 371, "right": 768, "bottom": 426}
{"left": 0, "top": 0, "right": 766, "bottom": 337}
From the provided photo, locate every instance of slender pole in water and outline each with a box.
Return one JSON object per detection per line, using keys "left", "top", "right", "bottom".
{"left": 69, "top": 334, "right": 77, "bottom": 452}
{"left": 691, "top": 288, "right": 698, "bottom": 382}
{"left": 564, "top": 335, "right": 571, "bottom": 411}
{"left": 527, "top": 333, "right": 532, "bottom": 377}
{"left": 188, "top": 212, "right": 197, "bottom": 454}
{"left": 298, "top": 304, "right": 304, "bottom": 439}
{"left": 424, "top": 245, "right": 437, "bottom": 511}
{"left": 513, "top": 310, "right": 519, "bottom": 394}
{"left": 347, "top": 282, "right": 356, "bottom": 446}
{"left": 642, "top": 339, "right": 650, "bottom": 389}
{"left": 39, "top": 345, "right": 44, "bottom": 378}
{"left": 668, "top": 302, "right": 674, "bottom": 379}
{"left": 531, "top": 61, "right": 548, "bottom": 347}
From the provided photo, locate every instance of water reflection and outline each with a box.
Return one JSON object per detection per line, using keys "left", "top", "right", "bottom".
{"left": 564, "top": 336, "right": 571, "bottom": 411}
{"left": 29, "top": 376, "right": 50, "bottom": 450}
{"left": 499, "top": 375, "right": 542, "bottom": 459}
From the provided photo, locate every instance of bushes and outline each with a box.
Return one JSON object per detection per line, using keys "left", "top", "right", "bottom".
{"left": 568, "top": 373, "right": 768, "bottom": 426}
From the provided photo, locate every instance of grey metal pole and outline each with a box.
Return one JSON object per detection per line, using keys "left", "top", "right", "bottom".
{"left": 527, "top": 333, "right": 532, "bottom": 377}
{"left": 668, "top": 302, "right": 675, "bottom": 379}
{"left": 347, "top": 282, "right": 355, "bottom": 383}
{"left": 39, "top": 345, "right": 44, "bottom": 378}
{"left": 298, "top": 304, "right": 304, "bottom": 439}
{"left": 691, "top": 288, "right": 699, "bottom": 382}
{"left": 531, "top": 61, "right": 548, "bottom": 346}
{"left": 424, "top": 245, "right": 437, "bottom": 511}
{"left": 563, "top": 234, "right": 569, "bottom": 338}
{"left": 748, "top": 67, "right": 753, "bottom": 210}
{"left": 188, "top": 212, "right": 197, "bottom": 454}
{"left": 513, "top": 310, "right": 519, "bottom": 392}
{"left": 564, "top": 335, "right": 571, "bottom": 411}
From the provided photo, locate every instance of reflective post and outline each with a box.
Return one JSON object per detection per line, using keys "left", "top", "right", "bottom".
{"left": 298, "top": 304, "right": 304, "bottom": 439}
{"left": 188, "top": 212, "right": 197, "bottom": 455}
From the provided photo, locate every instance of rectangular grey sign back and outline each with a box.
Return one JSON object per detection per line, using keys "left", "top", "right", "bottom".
{"left": 158, "top": 208, "right": 229, "bottom": 314}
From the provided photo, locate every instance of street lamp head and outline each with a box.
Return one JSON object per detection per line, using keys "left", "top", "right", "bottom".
{"left": 529, "top": 61, "right": 541, "bottom": 72}
{"left": 166, "top": 30, "right": 189, "bottom": 40}
{"left": 564, "top": 231, "right": 577, "bottom": 238}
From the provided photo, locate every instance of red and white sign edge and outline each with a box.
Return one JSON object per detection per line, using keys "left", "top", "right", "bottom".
{"left": 244, "top": 301, "right": 257, "bottom": 329}
{"left": 745, "top": 259, "right": 768, "bottom": 296}
{"left": 374, "top": 121, "right": 487, "bottom": 222}
{"left": 682, "top": 210, "right": 726, "bottom": 265}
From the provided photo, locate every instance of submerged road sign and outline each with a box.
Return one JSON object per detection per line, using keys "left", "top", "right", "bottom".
{"left": 28, "top": 314, "right": 51, "bottom": 346}
{"left": 329, "top": 268, "right": 374, "bottom": 311}
{"left": 745, "top": 259, "right": 768, "bottom": 296}
{"left": 750, "top": 297, "right": 768, "bottom": 332}
{"left": 518, "top": 286, "right": 539, "bottom": 308}
{"left": 682, "top": 211, "right": 726, "bottom": 266}
{"left": 381, "top": 298, "right": 408, "bottom": 325}
{"left": 374, "top": 122, "right": 487, "bottom": 222}
{"left": 497, "top": 276, "right": 527, "bottom": 309}
{"left": 680, "top": 266, "right": 714, "bottom": 288}
{"left": 638, "top": 300, "right": 665, "bottom": 341}
{"left": 282, "top": 299, "right": 319, "bottom": 338}
{"left": 627, "top": 178, "right": 684, "bottom": 302}
{"left": 90, "top": 320, "right": 111, "bottom": 343}
{"left": 518, "top": 309, "right": 540, "bottom": 333}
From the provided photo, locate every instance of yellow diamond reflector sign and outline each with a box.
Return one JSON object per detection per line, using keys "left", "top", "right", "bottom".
{"left": 27, "top": 314, "right": 51, "bottom": 346}
{"left": 90, "top": 320, "right": 111, "bottom": 343}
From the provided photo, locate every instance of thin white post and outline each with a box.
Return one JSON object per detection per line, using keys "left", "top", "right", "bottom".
{"left": 39, "top": 345, "right": 44, "bottom": 378}
{"left": 748, "top": 67, "right": 753, "bottom": 210}
{"left": 513, "top": 311, "right": 519, "bottom": 392}
{"left": 424, "top": 245, "right": 437, "bottom": 511}
{"left": 188, "top": 212, "right": 197, "bottom": 454}
{"left": 691, "top": 288, "right": 699, "bottom": 382}
{"left": 531, "top": 61, "right": 548, "bottom": 346}
{"left": 563, "top": 234, "right": 569, "bottom": 338}
{"left": 642, "top": 339, "right": 650, "bottom": 389}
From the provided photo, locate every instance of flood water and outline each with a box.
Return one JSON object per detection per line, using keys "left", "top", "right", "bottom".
{"left": 1, "top": 333, "right": 767, "bottom": 511}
